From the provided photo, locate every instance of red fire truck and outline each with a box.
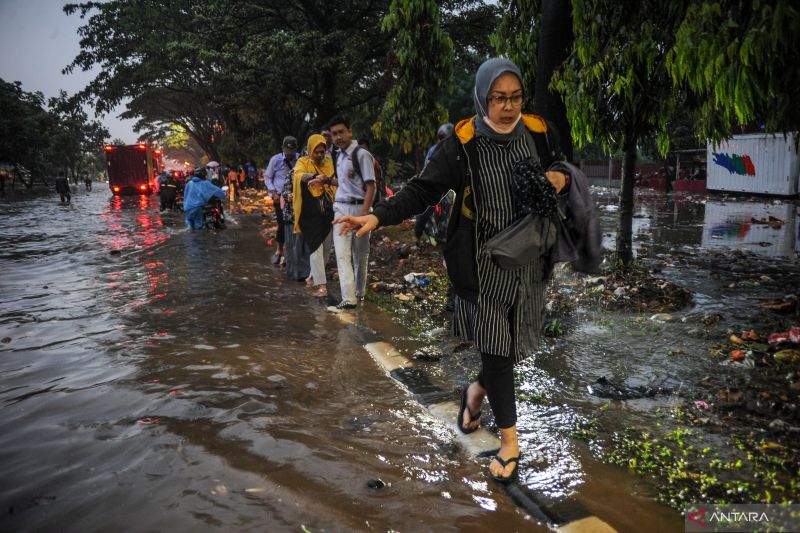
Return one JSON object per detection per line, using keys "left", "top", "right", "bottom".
{"left": 103, "top": 144, "right": 163, "bottom": 195}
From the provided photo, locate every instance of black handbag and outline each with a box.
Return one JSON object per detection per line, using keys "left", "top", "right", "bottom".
{"left": 480, "top": 156, "right": 559, "bottom": 270}
{"left": 481, "top": 213, "right": 557, "bottom": 270}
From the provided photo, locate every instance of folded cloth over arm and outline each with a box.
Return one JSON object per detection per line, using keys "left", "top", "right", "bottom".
{"left": 548, "top": 161, "right": 602, "bottom": 273}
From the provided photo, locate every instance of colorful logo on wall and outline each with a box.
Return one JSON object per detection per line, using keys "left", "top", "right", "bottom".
{"left": 712, "top": 152, "right": 756, "bottom": 176}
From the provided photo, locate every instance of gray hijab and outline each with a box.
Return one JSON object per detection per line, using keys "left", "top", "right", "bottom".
{"left": 473, "top": 57, "right": 526, "bottom": 142}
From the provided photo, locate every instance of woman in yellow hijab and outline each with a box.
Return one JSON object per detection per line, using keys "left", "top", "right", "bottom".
{"left": 292, "top": 134, "right": 337, "bottom": 297}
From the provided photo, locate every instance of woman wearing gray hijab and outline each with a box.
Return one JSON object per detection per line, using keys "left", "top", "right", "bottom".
{"left": 335, "top": 58, "right": 570, "bottom": 484}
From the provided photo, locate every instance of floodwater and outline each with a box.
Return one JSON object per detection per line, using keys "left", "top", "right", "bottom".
{"left": 1, "top": 186, "right": 795, "bottom": 532}
{"left": 523, "top": 191, "right": 797, "bottom": 499}
{"left": 388, "top": 189, "right": 798, "bottom": 528}
{"left": 0, "top": 190, "right": 519, "bottom": 532}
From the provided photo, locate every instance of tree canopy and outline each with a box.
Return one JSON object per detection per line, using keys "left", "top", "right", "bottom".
{"left": 0, "top": 79, "right": 108, "bottom": 184}
{"left": 373, "top": 0, "right": 454, "bottom": 159}
{"left": 667, "top": 0, "right": 800, "bottom": 142}
{"left": 64, "top": 0, "right": 498, "bottom": 168}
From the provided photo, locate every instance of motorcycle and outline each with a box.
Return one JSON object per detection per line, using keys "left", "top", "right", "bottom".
{"left": 203, "top": 197, "right": 226, "bottom": 229}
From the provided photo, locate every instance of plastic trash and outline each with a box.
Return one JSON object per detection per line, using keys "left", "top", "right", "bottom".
{"left": 403, "top": 272, "right": 431, "bottom": 286}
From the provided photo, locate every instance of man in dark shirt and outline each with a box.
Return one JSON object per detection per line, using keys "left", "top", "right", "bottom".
{"left": 55, "top": 171, "right": 71, "bottom": 204}
{"left": 158, "top": 171, "right": 178, "bottom": 211}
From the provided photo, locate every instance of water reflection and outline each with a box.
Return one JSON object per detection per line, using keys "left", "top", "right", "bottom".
{"left": 516, "top": 357, "right": 589, "bottom": 499}
{"left": 702, "top": 200, "right": 797, "bottom": 257}
{"left": 596, "top": 190, "right": 799, "bottom": 259}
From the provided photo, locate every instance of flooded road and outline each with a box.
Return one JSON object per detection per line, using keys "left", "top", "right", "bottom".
{"left": 2, "top": 187, "right": 794, "bottom": 532}
{"left": 1, "top": 190, "right": 546, "bottom": 532}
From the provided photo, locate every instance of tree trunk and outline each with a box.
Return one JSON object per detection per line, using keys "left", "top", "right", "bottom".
{"left": 615, "top": 138, "right": 637, "bottom": 264}
{"left": 533, "top": 0, "right": 574, "bottom": 161}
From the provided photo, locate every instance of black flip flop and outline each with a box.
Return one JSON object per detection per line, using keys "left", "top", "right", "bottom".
{"left": 457, "top": 386, "right": 481, "bottom": 434}
{"left": 490, "top": 454, "right": 520, "bottom": 485}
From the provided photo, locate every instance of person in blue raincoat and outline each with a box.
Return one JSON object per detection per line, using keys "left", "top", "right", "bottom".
{"left": 183, "top": 168, "right": 226, "bottom": 229}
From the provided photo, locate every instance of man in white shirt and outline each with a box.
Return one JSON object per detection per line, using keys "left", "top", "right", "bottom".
{"left": 329, "top": 116, "right": 376, "bottom": 309}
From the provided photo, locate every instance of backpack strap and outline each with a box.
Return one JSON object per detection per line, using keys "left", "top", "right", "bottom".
{"left": 350, "top": 145, "right": 362, "bottom": 179}
{"left": 332, "top": 149, "right": 339, "bottom": 179}
{"left": 333, "top": 146, "right": 363, "bottom": 180}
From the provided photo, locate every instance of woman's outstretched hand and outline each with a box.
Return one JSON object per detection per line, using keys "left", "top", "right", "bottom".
{"left": 333, "top": 214, "right": 379, "bottom": 237}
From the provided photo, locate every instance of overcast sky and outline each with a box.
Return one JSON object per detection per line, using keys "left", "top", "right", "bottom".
{"left": 0, "top": 0, "right": 138, "bottom": 143}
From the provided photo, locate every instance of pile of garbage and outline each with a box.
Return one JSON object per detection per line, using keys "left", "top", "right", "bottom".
{"left": 229, "top": 189, "right": 273, "bottom": 215}
{"left": 715, "top": 326, "right": 800, "bottom": 369}
{"left": 553, "top": 256, "right": 694, "bottom": 314}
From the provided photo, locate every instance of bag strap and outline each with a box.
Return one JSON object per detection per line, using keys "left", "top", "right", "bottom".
{"left": 350, "top": 146, "right": 362, "bottom": 179}
{"left": 523, "top": 124, "right": 561, "bottom": 168}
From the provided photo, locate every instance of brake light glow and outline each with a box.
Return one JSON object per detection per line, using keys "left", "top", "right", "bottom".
{"left": 154, "top": 150, "right": 161, "bottom": 154}
{"left": 113, "top": 186, "right": 120, "bottom": 192}
{"left": 137, "top": 144, "right": 147, "bottom": 150}
{"left": 139, "top": 185, "right": 147, "bottom": 191}
{"left": 104, "top": 145, "right": 114, "bottom": 151}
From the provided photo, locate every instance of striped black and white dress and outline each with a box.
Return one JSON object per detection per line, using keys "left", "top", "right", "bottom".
{"left": 452, "top": 134, "right": 548, "bottom": 362}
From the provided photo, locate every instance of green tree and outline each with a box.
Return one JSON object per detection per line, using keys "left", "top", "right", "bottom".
{"left": 492, "top": 0, "right": 541, "bottom": 98}
{"left": 373, "top": 0, "right": 454, "bottom": 170}
{"left": 47, "top": 91, "right": 109, "bottom": 181}
{"left": 441, "top": 1, "right": 500, "bottom": 122}
{"left": 667, "top": 0, "right": 800, "bottom": 142}
{"left": 160, "top": 125, "right": 205, "bottom": 167}
{"left": 0, "top": 80, "right": 51, "bottom": 184}
{"left": 66, "top": 0, "right": 496, "bottom": 167}
{"left": 553, "top": 0, "right": 690, "bottom": 264}
{"left": 0, "top": 79, "right": 107, "bottom": 186}
{"left": 64, "top": 0, "right": 394, "bottom": 158}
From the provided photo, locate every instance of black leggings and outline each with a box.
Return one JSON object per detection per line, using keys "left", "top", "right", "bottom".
{"left": 476, "top": 352, "right": 516, "bottom": 429}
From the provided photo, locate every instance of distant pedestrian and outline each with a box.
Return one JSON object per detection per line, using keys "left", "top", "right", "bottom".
{"left": 83, "top": 173, "right": 92, "bottom": 192}
{"left": 322, "top": 129, "right": 335, "bottom": 159}
{"left": 226, "top": 166, "right": 240, "bottom": 198}
{"left": 246, "top": 161, "right": 256, "bottom": 189}
{"left": 264, "top": 136, "right": 300, "bottom": 265}
{"left": 158, "top": 171, "right": 178, "bottom": 211}
{"left": 293, "top": 134, "right": 336, "bottom": 297}
{"left": 209, "top": 167, "right": 223, "bottom": 187}
{"left": 55, "top": 171, "right": 71, "bottom": 204}
{"left": 329, "top": 116, "right": 377, "bottom": 309}
{"left": 281, "top": 168, "right": 310, "bottom": 282}
{"left": 237, "top": 165, "right": 246, "bottom": 191}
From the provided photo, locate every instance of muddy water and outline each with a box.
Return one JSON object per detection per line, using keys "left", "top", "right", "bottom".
{"left": 384, "top": 191, "right": 797, "bottom": 530}
{"left": 0, "top": 190, "right": 538, "bottom": 532}
{"left": 535, "top": 193, "right": 798, "bottom": 509}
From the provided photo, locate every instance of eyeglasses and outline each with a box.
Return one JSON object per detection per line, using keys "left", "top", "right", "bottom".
{"left": 488, "top": 94, "right": 524, "bottom": 108}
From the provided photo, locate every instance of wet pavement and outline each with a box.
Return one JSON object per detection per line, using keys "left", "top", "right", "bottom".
{"left": 1, "top": 186, "right": 796, "bottom": 531}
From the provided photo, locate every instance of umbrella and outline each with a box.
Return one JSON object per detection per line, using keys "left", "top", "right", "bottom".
{"left": 206, "top": 161, "right": 220, "bottom": 168}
